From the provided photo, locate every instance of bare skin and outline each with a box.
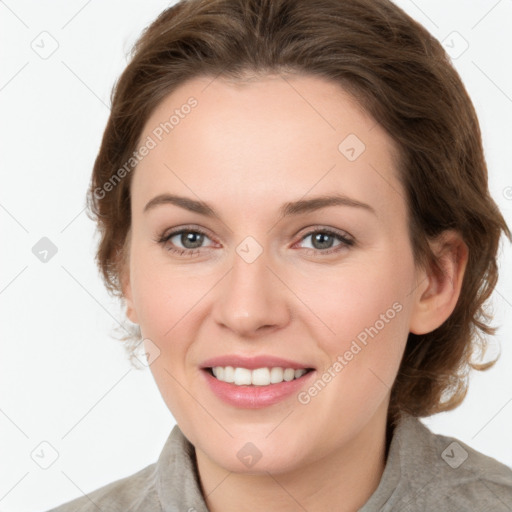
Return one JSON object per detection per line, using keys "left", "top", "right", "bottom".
{"left": 122, "top": 73, "right": 468, "bottom": 511}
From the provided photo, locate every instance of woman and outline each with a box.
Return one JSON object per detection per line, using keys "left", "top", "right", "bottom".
{"left": 49, "top": 0, "right": 512, "bottom": 510}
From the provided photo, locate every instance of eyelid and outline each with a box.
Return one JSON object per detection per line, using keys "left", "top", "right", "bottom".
{"left": 295, "top": 225, "right": 354, "bottom": 242}
{"left": 158, "top": 224, "right": 353, "bottom": 243}
{"left": 158, "top": 224, "right": 217, "bottom": 246}
{"left": 156, "top": 223, "right": 355, "bottom": 258}
{"left": 293, "top": 228, "right": 355, "bottom": 255}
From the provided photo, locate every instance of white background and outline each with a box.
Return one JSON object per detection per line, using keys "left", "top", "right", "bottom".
{"left": 1, "top": 0, "right": 511, "bottom": 510}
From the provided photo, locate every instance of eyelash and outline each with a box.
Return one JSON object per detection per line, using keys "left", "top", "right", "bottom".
{"left": 155, "top": 225, "right": 355, "bottom": 258}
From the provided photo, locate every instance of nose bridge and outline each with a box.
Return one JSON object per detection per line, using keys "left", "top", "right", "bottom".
{"left": 212, "top": 236, "right": 290, "bottom": 335}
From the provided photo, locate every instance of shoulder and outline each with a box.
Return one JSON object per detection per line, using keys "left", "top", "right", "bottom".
{"left": 44, "top": 424, "right": 205, "bottom": 512}
{"left": 46, "top": 462, "right": 161, "bottom": 512}
{"left": 398, "top": 415, "right": 512, "bottom": 511}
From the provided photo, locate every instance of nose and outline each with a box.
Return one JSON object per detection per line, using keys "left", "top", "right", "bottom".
{"left": 212, "top": 245, "right": 291, "bottom": 338}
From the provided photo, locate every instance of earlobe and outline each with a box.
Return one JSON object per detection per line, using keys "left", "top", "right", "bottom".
{"left": 118, "top": 231, "right": 138, "bottom": 324}
{"left": 409, "top": 231, "right": 468, "bottom": 335}
{"left": 124, "top": 284, "right": 139, "bottom": 325}
{"left": 120, "top": 266, "right": 139, "bottom": 325}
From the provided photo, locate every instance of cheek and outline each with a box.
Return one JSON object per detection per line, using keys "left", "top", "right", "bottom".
{"left": 129, "top": 244, "right": 202, "bottom": 339}
{"left": 128, "top": 248, "right": 213, "bottom": 412}
{"left": 293, "top": 268, "right": 412, "bottom": 442}
{"left": 131, "top": 256, "right": 204, "bottom": 422}
{"left": 302, "top": 261, "right": 410, "bottom": 346}
{"left": 296, "top": 252, "right": 414, "bottom": 409}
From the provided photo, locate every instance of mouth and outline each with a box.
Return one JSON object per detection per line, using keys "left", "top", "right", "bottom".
{"left": 200, "top": 356, "right": 317, "bottom": 408}
{"left": 205, "top": 366, "right": 314, "bottom": 386}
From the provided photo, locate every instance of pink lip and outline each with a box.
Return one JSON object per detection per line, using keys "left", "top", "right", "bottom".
{"left": 202, "top": 369, "right": 316, "bottom": 409}
{"left": 200, "top": 355, "right": 316, "bottom": 409}
{"left": 200, "top": 355, "right": 314, "bottom": 370}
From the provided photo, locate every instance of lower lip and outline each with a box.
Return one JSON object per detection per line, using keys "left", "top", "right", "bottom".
{"left": 202, "top": 369, "right": 315, "bottom": 409}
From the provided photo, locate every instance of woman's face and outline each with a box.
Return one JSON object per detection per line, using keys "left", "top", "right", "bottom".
{"left": 123, "top": 73, "right": 427, "bottom": 474}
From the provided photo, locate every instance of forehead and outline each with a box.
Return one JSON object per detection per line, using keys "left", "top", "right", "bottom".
{"left": 131, "top": 74, "right": 405, "bottom": 223}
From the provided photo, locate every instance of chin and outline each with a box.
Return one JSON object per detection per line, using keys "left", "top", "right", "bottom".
{"left": 196, "top": 432, "right": 311, "bottom": 475}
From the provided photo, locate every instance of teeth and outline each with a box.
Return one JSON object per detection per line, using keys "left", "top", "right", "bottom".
{"left": 283, "top": 368, "right": 295, "bottom": 381}
{"left": 210, "top": 366, "right": 309, "bottom": 386}
{"left": 251, "top": 367, "right": 270, "bottom": 386}
{"left": 224, "top": 366, "right": 235, "bottom": 383}
{"left": 295, "top": 369, "right": 307, "bottom": 379}
{"left": 234, "top": 367, "right": 252, "bottom": 385}
{"left": 270, "top": 367, "right": 283, "bottom": 383}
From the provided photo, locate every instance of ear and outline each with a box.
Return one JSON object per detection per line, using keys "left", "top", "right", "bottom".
{"left": 119, "top": 232, "right": 139, "bottom": 325}
{"left": 409, "top": 230, "right": 468, "bottom": 335}
{"left": 121, "top": 272, "right": 139, "bottom": 325}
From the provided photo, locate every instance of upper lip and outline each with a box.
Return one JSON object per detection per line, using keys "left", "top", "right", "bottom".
{"left": 200, "top": 355, "right": 315, "bottom": 370}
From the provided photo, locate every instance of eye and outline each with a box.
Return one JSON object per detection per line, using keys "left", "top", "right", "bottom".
{"left": 155, "top": 226, "right": 355, "bottom": 257}
{"left": 295, "top": 228, "right": 354, "bottom": 255}
{"left": 156, "top": 226, "right": 215, "bottom": 257}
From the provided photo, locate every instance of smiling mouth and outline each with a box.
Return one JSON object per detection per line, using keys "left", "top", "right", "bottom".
{"left": 205, "top": 366, "right": 314, "bottom": 386}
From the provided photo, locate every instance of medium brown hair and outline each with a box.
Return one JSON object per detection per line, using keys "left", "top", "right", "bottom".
{"left": 86, "top": 0, "right": 511, "bottom": 424}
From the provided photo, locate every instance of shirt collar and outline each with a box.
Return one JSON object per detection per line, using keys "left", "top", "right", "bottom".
{"left": 155, "top": 412, "right": 427, "bottom": 511}
{"left": 156, "top": 424, "right": 209, "bottom": 512}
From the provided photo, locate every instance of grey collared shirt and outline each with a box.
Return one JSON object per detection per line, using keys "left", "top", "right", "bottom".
{"left": 47, "top": 413, "right": 512, "bottom": 511}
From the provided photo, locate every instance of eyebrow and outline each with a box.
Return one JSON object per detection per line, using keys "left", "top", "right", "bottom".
{"left": 143, "top": 193, "right": 376, "bottom": 218}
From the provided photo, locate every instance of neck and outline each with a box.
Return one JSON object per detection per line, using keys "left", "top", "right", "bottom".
{"left": 194, "top": 406, "right": 391, "bottom": 512}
